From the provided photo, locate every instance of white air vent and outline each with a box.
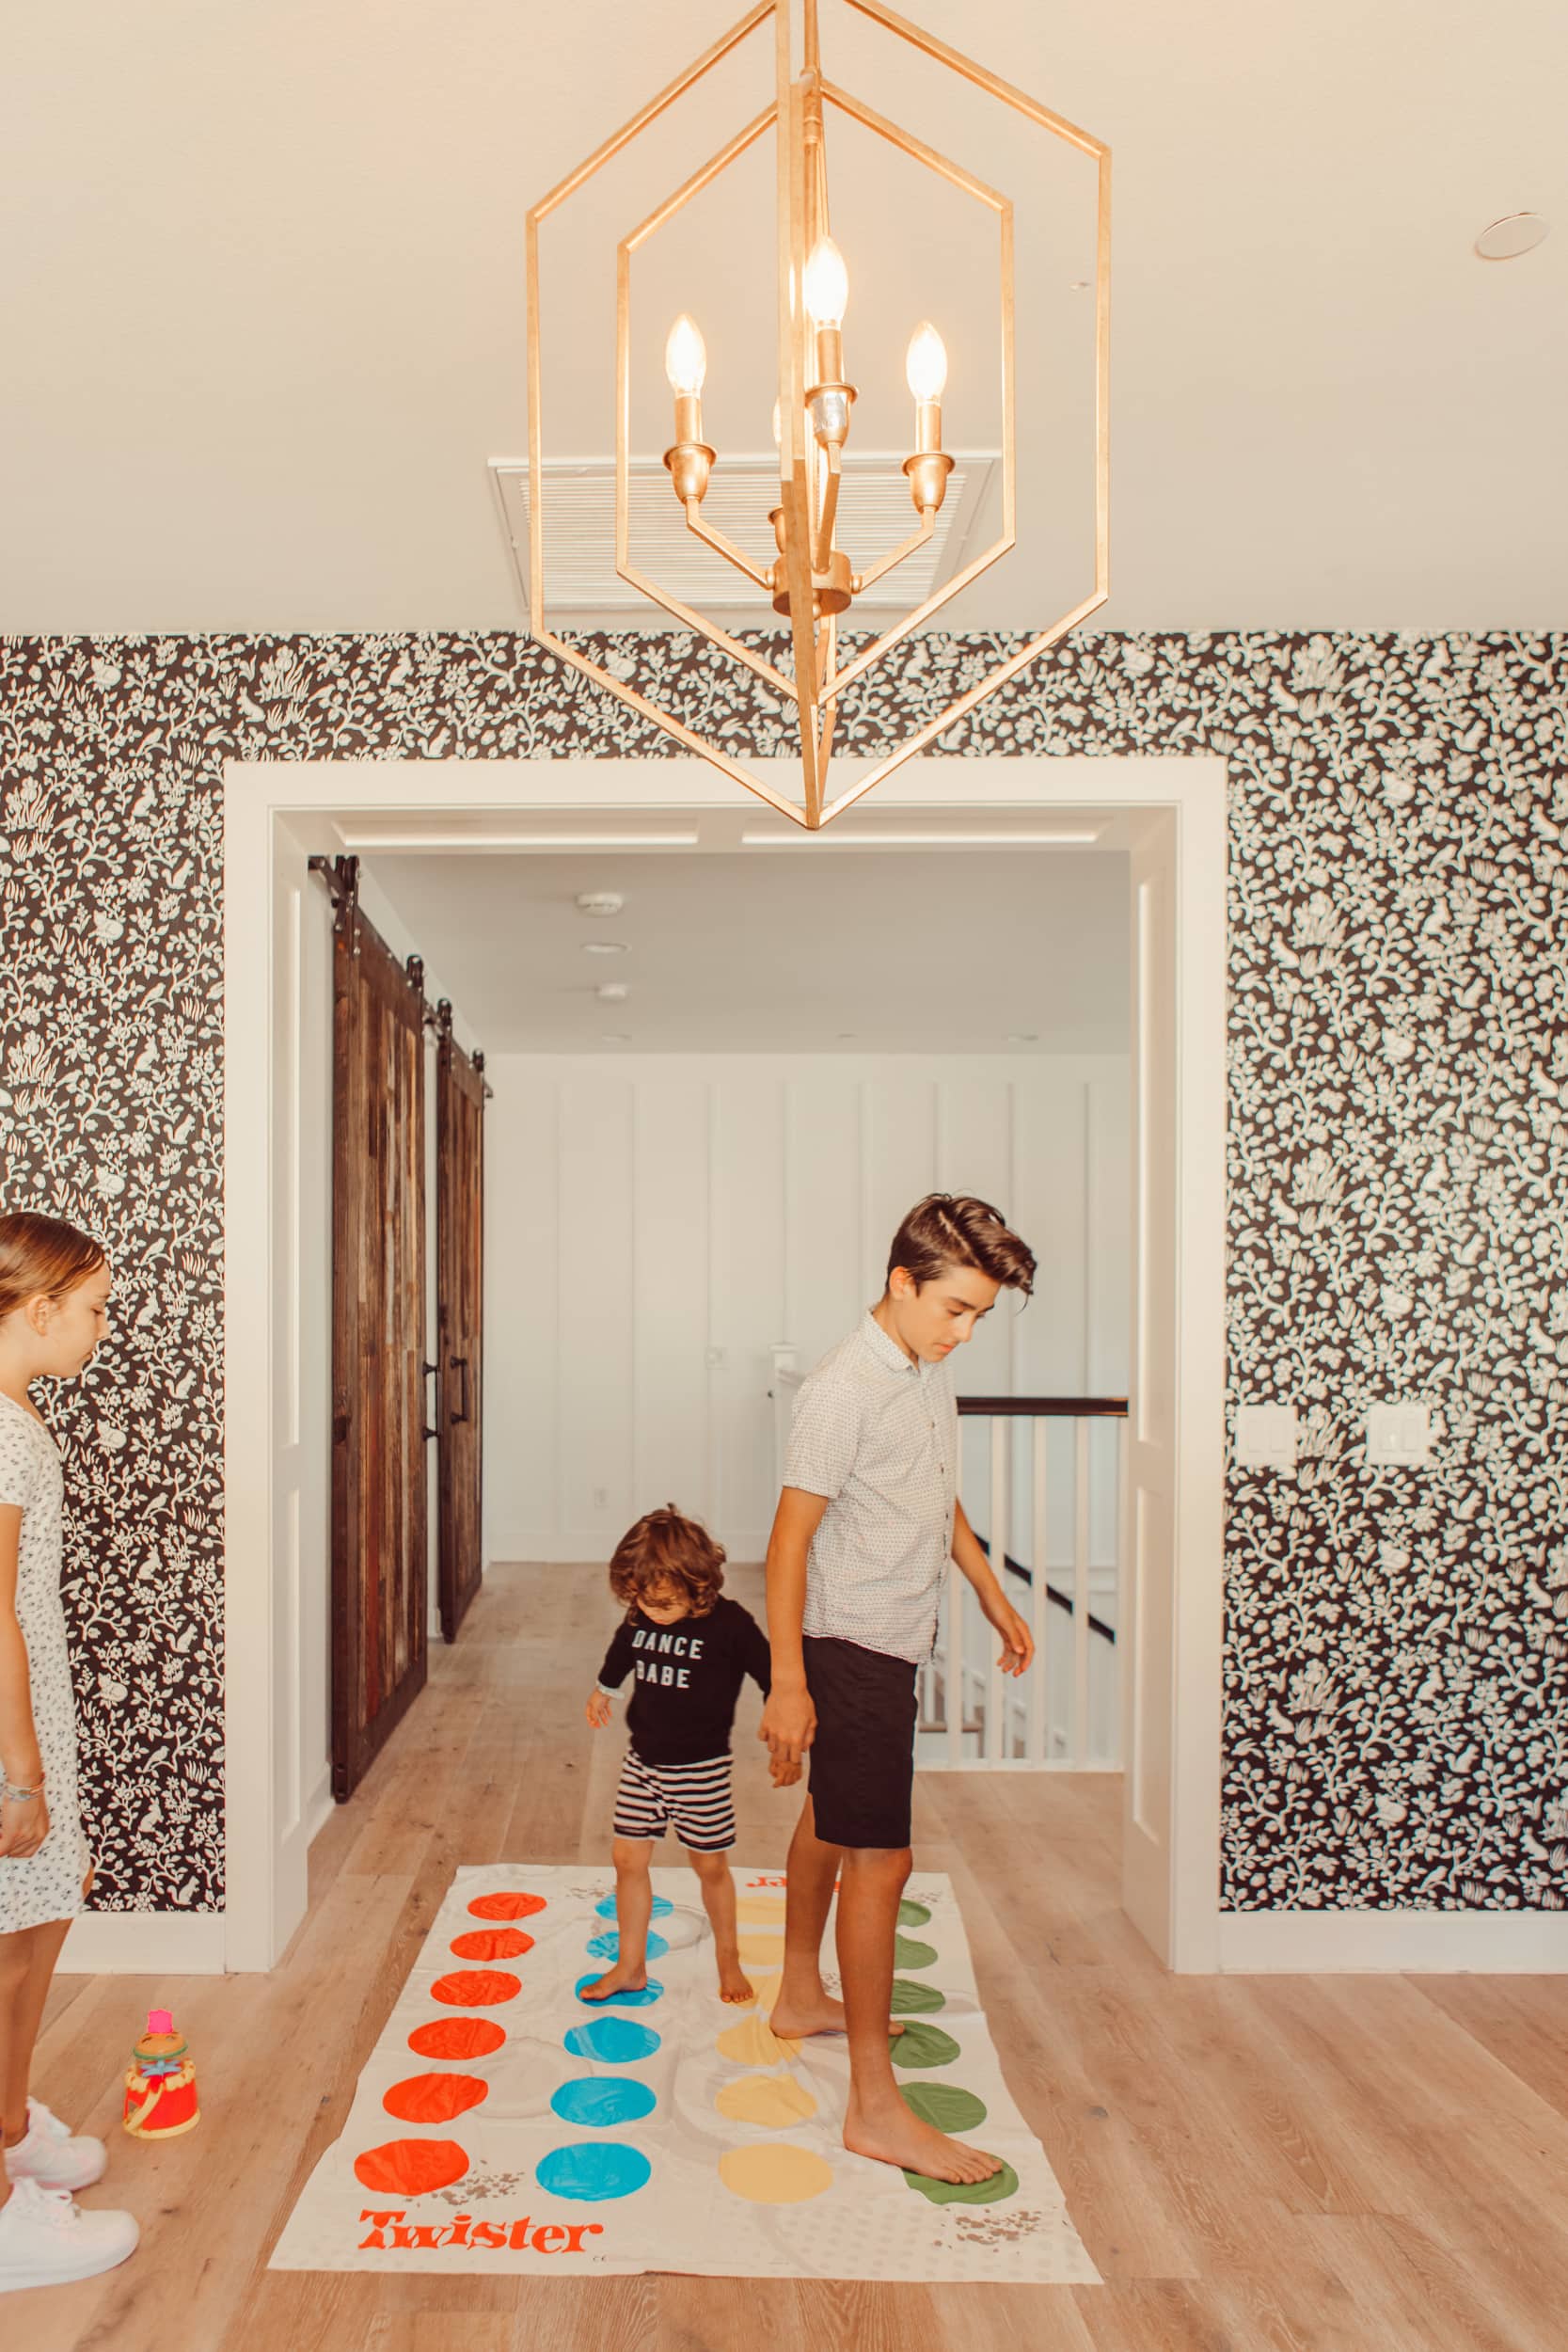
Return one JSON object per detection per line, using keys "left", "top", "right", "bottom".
{"left": 489, "top": 453, "right": 998, "bottom": 621}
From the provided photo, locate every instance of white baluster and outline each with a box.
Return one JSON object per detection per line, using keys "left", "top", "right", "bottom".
{"left": 1029, "top": 1415, "right": 1048, "bottom": 1763}
{"left": 987, "top": 1417, "right": 1006, "bottom": 1762}
{"left": 1073, "top": 1416, "right": 1091, "bottom": 1767}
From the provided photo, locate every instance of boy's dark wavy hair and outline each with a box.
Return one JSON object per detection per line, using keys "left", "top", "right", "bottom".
{"left": 886, "top": 1192, "right": 1036, "bottom": 1298}
{"left": 609, "top": 1503, "right": 726, "bottom": 1621}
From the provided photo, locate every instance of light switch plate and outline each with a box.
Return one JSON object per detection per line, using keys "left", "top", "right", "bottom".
{"left": 1234, "top": 1403, "right": 1298, "bottom": 1469}
{"left": 1366, "top": 1404, "right": 1432, "bottom": 1466}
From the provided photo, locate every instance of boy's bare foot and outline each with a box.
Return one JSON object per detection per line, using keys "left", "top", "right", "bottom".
{"left": 716, "top": 1955, "right": 754, "bottom": 2005}
{"left": 768, "top": 1990, "right": 906, "bottom": 2039}
{"left": 579, "top": 1961, "right": 648, "bottom": 2002}
{"left": 843, "top": 2093, "right": 1003, "bottom": 2185}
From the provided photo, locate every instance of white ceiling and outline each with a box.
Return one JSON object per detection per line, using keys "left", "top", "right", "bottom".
{"left": 4, "top": 0, "right": 1564, "bottom": 636}
{"left": 360, "top": 841, "right": 1130, "bottom": 1055}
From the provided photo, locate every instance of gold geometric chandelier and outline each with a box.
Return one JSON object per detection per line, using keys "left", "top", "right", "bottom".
{"left": 526, "top": 0, "right": 1109, "bottom": 830}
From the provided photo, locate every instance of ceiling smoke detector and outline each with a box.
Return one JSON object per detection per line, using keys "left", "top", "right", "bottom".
{"left": 576, "top": 890, "right": 626, "bottom": 916}
{"left": 1474, "top": 212, "right": 1550, "bottom": 261}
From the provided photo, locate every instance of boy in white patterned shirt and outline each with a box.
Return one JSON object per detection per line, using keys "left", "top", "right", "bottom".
{"left": 760, "top": 1194, "right": 1037, "bottom": 2187}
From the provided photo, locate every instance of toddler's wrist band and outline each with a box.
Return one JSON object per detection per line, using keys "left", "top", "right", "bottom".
{"left": 3, "top": 1783, "right": 43, "bottom": 1804}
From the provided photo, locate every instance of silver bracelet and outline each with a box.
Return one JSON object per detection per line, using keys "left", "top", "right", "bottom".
{"left": 2, "top": 1780, "right": 44, "bottom": 1804}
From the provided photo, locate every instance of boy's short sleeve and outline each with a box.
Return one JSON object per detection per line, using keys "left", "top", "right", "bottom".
{"left": 784, "top": 1374, "right": 863, "bottom": 1502}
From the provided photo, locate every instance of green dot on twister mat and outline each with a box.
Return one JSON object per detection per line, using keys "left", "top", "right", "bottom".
{"left": 899, "top": 2081, "right": 987, "bottom": 2131}
{"left": 903, "top": 2160, "right": 1019, "bottom": 2207}
{"left": 893, "top": 1935, "right": 938, "bottom": 1970}
{"left": 889, "top": 2020, "right": 960, "bottom": 2069}
{"left": 897, "top": 1899, "right": 931, "bottom": 1929}
{"left": 890, "top": 1976, "right": 945, "bottom": 2015}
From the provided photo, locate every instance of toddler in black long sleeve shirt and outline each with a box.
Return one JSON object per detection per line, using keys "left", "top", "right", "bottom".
{"left": 584, "top": 1503, "right": 795, "bottom": 2006}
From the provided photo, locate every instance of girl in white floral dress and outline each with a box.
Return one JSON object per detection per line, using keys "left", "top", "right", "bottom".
{"left": 0, "top": 1212, "right": 138, "bottom": 2292}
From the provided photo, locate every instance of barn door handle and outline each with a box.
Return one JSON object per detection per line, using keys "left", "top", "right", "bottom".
{"left": 449, "top": 1356, "right": 471, "bottom": 1425}
{"left": 421, "top": 1359, "right": 439, "bottom": 1443}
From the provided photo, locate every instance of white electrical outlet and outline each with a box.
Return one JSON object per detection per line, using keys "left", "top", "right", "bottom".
{"left": 1233, "top": 1403, "right": 1298, "bottom": 1470}
{"left": 1366, "top": 1405, "right": 1432, "bottom": 1467}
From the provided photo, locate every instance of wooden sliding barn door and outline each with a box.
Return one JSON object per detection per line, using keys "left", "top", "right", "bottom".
{"left": 435, "top": 1003, "right": 485, "bottom": 1643}
{"left": 328, "top": 864, "right": 429, "bottom": 1800}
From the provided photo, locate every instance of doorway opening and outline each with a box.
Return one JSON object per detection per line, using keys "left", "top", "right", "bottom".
{"left": 224, "top": 756, "right": 1225, "bottom": 1977}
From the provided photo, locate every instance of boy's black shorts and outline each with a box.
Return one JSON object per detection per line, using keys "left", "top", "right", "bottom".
{"left": 802, "top": 1634, "right": 919, "bottom": 1849}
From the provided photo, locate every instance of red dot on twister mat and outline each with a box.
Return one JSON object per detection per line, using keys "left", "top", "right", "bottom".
{"left": 382, "top": 2072, "right": 490, "bottom": 2124}
{"left": 353, "top": 2138, "right": 470, "bottom": 2196}
{"left": 408, "top": 2016, "right": 506, "bottom": 2060}
{"left": 431, "top": 1969, "right": 522, "bottom": 2008}
{"left": 450, "top": 1927, "right": 534, "bottom": 1963}
{"left": 467, "top": 1891, "right": 547, "bottom": 1921}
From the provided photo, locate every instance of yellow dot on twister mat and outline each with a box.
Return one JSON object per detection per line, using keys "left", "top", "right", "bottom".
{"left": 730, "top": 1971, "right": 782, "bottom": 2013}
{"left": 716, "top": 2072, "right": 818, "bottom": 2128}
{"left": 719, "top": 2144, "right": 833, "bottom": 2204}
{"left": 736, "top": 1931, "right": 785, "bottom": 1968}
{"left": 735, "top": 1896, "right": 787, "bottom": 1925}
{"left": 717, "top": 2011, "right": 800, "bottom": 2065}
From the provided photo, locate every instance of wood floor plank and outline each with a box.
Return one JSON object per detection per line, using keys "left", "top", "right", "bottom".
{"left": 17, "top": 1562, "right": 1568, "bottom": 2351}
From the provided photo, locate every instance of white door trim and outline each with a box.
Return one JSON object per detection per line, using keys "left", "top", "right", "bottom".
{"left": 218, "top": 753, "right": 1227, "bottom": 1974}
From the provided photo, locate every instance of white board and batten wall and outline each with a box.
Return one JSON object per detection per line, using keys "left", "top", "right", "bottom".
{"left": 483, "top": 1054, "right": 1131, "bottom": 1571}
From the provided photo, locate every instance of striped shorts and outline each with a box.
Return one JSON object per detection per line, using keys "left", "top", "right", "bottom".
{"left": 612, "top": 1749, "right": 736, "bottom": 1852}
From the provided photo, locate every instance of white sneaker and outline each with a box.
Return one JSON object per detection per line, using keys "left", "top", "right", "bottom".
{"left": 4, "top": 2098, "right": 107, "bottom": 2192}
{"left": 0, "top": 2177, "right": 138, "bottom": 2292}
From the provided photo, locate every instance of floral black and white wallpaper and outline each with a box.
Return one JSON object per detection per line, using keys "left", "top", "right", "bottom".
{"left": 0, "top": 628, "right": 1564, "bottom": 1913}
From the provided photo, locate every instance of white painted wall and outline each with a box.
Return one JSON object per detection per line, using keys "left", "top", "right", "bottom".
{"left": 483, "top": 1054, "right": 1131, "bottom": 1566}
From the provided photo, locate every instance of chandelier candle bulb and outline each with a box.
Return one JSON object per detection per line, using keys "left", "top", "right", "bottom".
{"left": 661, "top": 312, "right": 715, "bottom": 505}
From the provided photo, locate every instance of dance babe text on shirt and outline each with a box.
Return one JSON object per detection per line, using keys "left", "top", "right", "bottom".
{"left": 630, "top": 1624, "right": 705, "bottom": 1688}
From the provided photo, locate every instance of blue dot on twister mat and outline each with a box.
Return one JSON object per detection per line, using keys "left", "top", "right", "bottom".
{"left": 563, "top": 2016, "right": 661, "bottom": 2063}
{"left": 596, "top": 1893, "right": 673, "bottom": 1920}
{"left": 535, "top": 2140, "right": 652, "bottom": 2202}
{"left": 586, "top": 1931, "right": 668, "bottom": 1963}
{"left": 551, "top": 2076, "right": 657, "bottom": 2128}
{"left": 574, "top": 1973, "right": 663, "bottom": 2008}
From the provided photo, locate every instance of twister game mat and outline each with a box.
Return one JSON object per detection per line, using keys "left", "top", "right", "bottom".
{"left": 269, "top": 1864, "right": 1100, "bottom": 2284}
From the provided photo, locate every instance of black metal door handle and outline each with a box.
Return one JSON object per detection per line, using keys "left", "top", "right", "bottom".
{"left": 450, "top": 1355, "right": 471, "bottom": 1425}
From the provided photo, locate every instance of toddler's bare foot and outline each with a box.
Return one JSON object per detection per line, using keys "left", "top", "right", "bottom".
{"left": 579, "top": 1961, "right": 648, "bottom": 2002}
{"left": 768, "top": 1988, "right": 905, "bottom": 2038}
{"left": 717, "top": 1955, "right": 754, "bottom": 2005}
{"left": 843, "top": 2092, "right": 1003, "bottom": 2185}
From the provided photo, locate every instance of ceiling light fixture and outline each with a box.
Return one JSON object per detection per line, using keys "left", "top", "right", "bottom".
{"left": 526, "top": 0, "right": 1109, "bottom": 832}
{"left": 739, "top": 826, "right": 1102, "bottom": 847}
{"left": 337, "top": 833, "right": 695, "bottom": 852}
{"left": 595, "top": 981, "right": 631, "bottom": 1002}
{"left": 1474, "top": 212, "right": 1550, "bottom": 261}
{"left": 581, "top": 939, "right": 630, "bottom": 955}
{"left": 577, "top": 890, "right": 626, "bottom": 914}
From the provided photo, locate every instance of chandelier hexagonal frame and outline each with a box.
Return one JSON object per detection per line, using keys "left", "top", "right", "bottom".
{"left": 525, "top": 0, "right": 1109, "bottom": 831}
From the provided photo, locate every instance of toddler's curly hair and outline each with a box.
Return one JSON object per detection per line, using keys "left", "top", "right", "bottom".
{"left": 608, "top": 1503, "right": 726, "bottom": 1621}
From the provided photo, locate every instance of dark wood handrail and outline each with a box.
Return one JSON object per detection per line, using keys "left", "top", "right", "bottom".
{"left": 957, "top": 1395, "right": 1128, "bottom": 1418}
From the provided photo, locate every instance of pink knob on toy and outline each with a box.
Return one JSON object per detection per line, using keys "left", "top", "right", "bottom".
{"left": 147, "top": 2009, "right": 173, "bottom": 2035}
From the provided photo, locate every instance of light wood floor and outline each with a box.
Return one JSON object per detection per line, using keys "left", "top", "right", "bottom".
{"left": 25, "top": 1563, "right": 1568, "bottom": 2351}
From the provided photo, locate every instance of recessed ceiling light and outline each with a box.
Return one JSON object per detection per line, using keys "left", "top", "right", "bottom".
{"left": 582, "top": 939, "right": 629, "bottom": 956}
{"left": 595, "top": 981, "right": 630, "bottom": 1002}
{"left": 1474, "top": 212, "right": 1550, "bottom": 261}
{"left": 577, "top": 890, "right": 626, "bottom": 914}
